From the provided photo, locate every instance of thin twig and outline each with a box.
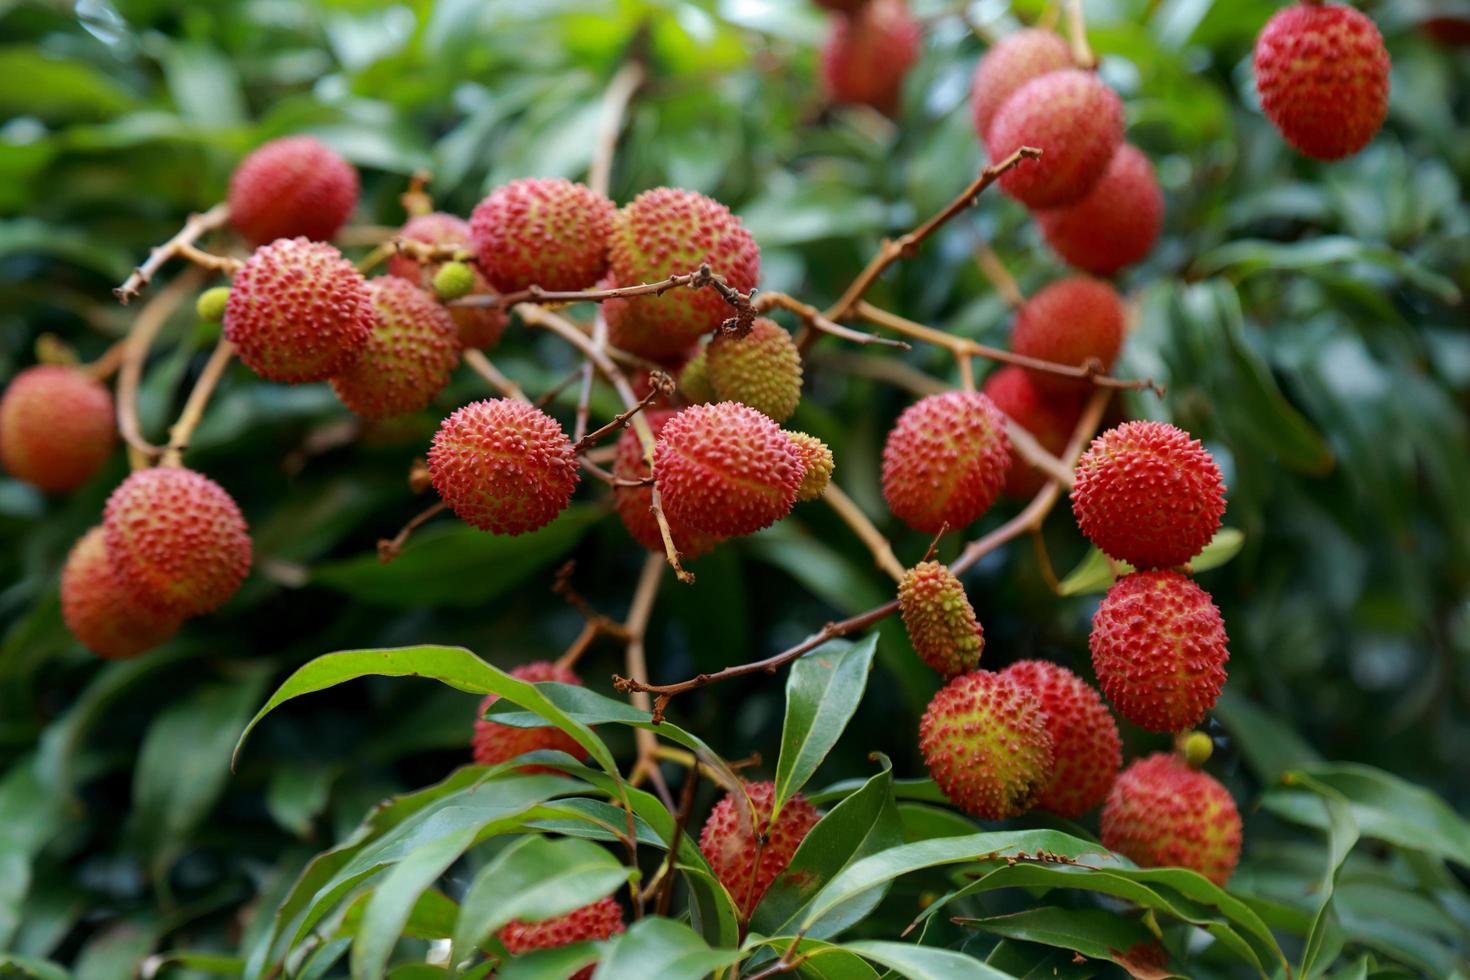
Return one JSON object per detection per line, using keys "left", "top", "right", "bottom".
{"left": 115, "top": 203, "right": 230, "bottom": 304}
{"left": 572, "top": 373, "right": 669, "bottom": 455}
{"left": 159, "top": 339, "right": 236, "bottom": 467}
{"left": 174, "top": 242, "right": 243, "bottom": 275}
{"left": 756, "top": 292, "right": 910, "bottom": 350}
{"left": 117, "top": 267, "right": 207, "bottom": 462}
{"left": 451, "top": 265, "right": 754, "bottom": 319}
{"left": 976, "top": 246, "right": 1024, "bottom": 308}
{"left": 624, "top": 554, "right": 675, "bottom": 812}
{"left": 1066, "top": 0, "right": 1097, "bottom": 69}
{"left": 589, "top": 61, "right": 646, "bottom": 199}
{"left": 83, "top": 337, "right": 130, "bottom": 382}
{"left": 377, "top": 501, "right": 448, "bottom": 562}
{"left": 1031, "top": 529, "right": 1062, "bottom": 594}
{"left": 462, "top": 349, "right": 529, "bottom": 402}
{"left": 823, "top": 483, "right": 905, "bottom": 582}
{"left": 1005, "top": 419, "right": 1075, "bottom": 487}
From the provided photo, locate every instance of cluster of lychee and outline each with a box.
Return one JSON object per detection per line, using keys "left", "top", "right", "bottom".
{"left": 899, "top": 417, "right": 1241, "bottom": 884}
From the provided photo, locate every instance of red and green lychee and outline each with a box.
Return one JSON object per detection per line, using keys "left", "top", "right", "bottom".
{"left": 330, "top": 277, "right": 460, "bottom": 420}
{"left": 1001, "top": 659, "right": 1120, "bottom": 818}
{"left": 881, "top": 391, "right": 1011, "bottom": 534}
{"left": 898, "top": 561, "right": 984, "bottom": 678}
{"left": 0, "top": 365, "right": 115, "bottom": 492}
{"left": 698, "top": 781, "right": 821, "bottom": 918}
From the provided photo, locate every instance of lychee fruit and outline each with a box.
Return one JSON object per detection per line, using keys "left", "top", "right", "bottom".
{"left": 0, "top": 365, "right": 115, "bottom": 492}
{"left": 970, "top": 28, "right": 1071, "bottom": 140}
{"left": 428, "top": 399, "right": 580, "bottom": 536}
{"left": 1036, "top": 143, "right": 1163, "bottom": 275}
{"left": 1011, "top": 277, "right": 1126, "bottom": 395}
{"left": 387, "top": 211, "right": 472, "bottom": 281}
{"left": 388, "top": 212, "right": 508, "bottom": 350}
{"left": 61, "top": 527, "right": 181, "bottom": 660}
{"left": 102, "top": 466, "right": 251, "bottom": 618}
{"left": 820, "top": 0, "right": 922, "bottom": 115}
{"left": 898, "top": 561, "right": 984, "bottom": 678}
{"left": 705, "top": 318, "right": 803, "bottom": 423}
{"left": 1253, "top": 3, "right": 1390, "bottom": 161}
{"left": 699, "top": 781, "right": 821, "bottom": 918}
{"left": 1001, "top": 660, "right": 1121, "bottom": 818}
{"left": 986, "top": 68, "right": 1123, "bottom": 208}
{"left": 1072, "top": 420, "right": 1226, "bottom": 569}
{"left": 498, "top": 896, "right": 624, "bottom": 980}
{"left": 1101, "top": 752, "right": 1242, "bottom": 886}
{"left": 330, "top": 277, "right": 460, "bottom": 420}
{"left": 227, "top": 135, "right": 359, "bottom": 245}
{"left": 469, "top": 178, "right": 616, "bottom": 293}
{"left": 1090, "top": 570, "right": 1229, "bottom": 733}
{"left": 612, "top": 409, "right": 722, "bottom": 559}
{"left": 982, "top": 366, "right": 1083, "bottom": 498}
{"left": 224, "top": 237, "right": 376, "bottom": 383}
{"left": 473, "top": 660, "right": 588, "bottom": 771}
{"left": 652, "top": 402, "right": 803, "bottom": 538}
{"left": 785, "top": 431, "right": 834, "bottom": 502}
{"left": 605, "top": 189, "right": 760, "bottom": 359}
{"left": 919, "top": 670, "right": 1054, "bottom": 820}
{"left": 678, "top": 345, "right": 715, "bottom": 404}
{"left": 880, "top": 391, "right": 1011, "bottom": 534}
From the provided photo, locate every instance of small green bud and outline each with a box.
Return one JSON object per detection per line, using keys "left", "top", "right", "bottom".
{"left": 1181, "top": 731, "right": 1213, "bottom": 769}
{"left": 433, "top": 261, "right": 476, "bottom": 302}
{"left": 196, "top": 286, "right": 231, "bottom": 323}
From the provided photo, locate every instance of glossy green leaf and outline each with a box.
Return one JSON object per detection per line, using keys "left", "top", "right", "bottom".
{"left": 957, "top": 908, "right": 1174, "bottom": 976}
{"left": 1057, "top": 527, "right": 1245, "bottom": 596}
{"left": 591, "top": 917, "right": 743, "bottom": 980}
{"left": 773, "top": 635, "right": 878, "bottom": 818}
{"left": 839, "top": 941, "right": 1014, "bottom": 979}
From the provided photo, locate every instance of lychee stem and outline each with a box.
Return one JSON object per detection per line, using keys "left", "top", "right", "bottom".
{"left": 114, "top": 202, "right": 229, "bottom": 305}
{"left": 117, "top": 267, "right": 206, "bottom": 467}
{"left": 1065, "top": 0, "right": 1097, "bottom": 69}
{"left": 160, "top": 339, "right": 236, "bottom": 468}
{"left": 976, "top": 245, "right": 1025, "bottom": 309}
{"left": 462, "top": 348, "right": 528, "bottom": 403}
{"left": 823, "top": 482, "right": 906, "bottom": 581}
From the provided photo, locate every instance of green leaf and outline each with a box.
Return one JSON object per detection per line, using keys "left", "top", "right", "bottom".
{"left": 450, "top": 835, "right": 630, "bottom": 965}
{"left": 1212, "top": 690, "right": 1322, "bottom": 784}
{"left": 352, "top": 826, "right": 480, "bottom": 980}
{"left": 1195, "top": 236, "right": 1462, "bottom": 306}
{"left": 1057, "top": 527, "right": 1245, "bottom": 596}
{"left": 0, "top": 47, "right": 133, "bottom": 121}
{"left": 1294, "top": 779, "right": 1360, "bottom": 978}
{"left": 496, "top": 944, "right": 599, "bottom": 980}
{"left": 839, "top": 941, "right": 1014, "bottom": 979}
{"left": 311, "top": 506, "right": 601, "bottom": 608}
{"left": 956, "top": 909, "right": 1175, "bottom": 976}
{"left": 0, "top": 953, "right": 71, "bottom": 980}
{"left": 591, "top": 917, "right": 743, "bottom": 980}
{"left": 773, "top": 635, "right": 877, "bottom": 818}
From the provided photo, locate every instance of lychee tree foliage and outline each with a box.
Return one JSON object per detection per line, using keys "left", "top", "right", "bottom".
{"left": 1, "top": 2, "right": 1469, "bottom": 980}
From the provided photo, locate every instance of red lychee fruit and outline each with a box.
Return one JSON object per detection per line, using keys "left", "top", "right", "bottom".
{"left": 986, "top": 68, "right": 1123, "bottom": 208}
{"left": 473, "top": 660, "right": 588, "bottom": 772}
{"left": 898, "top": 561, "right": 984, "bottom": 678}
{"left": 785, "top": 430, "right": 834, "bottom": 502}
{"left": 388, "top": 212, "right": 509, "bottom": 350}
{"left": 705, "top": 318, "right": 803, "bottom": 423}
{"left": 227, "top": 135, "right": 358, "bottom": 246}
{"left": 1072, "top": 420, "right": 1226, "bottom": 569}
{"left": 1090, "top": 570, "right": 1229, "bottom": 733}
{"left": 982, "top": 366, "right": 1083, "bottom": 498}
{"left": 498, "top": 895, "right": 624, "bottom": 980}
{"left": 1001, "top": 660, "right": 1121, "bottom": 818}
{"left": 330, "top": 277, "right": 460, "bottom": 420}
{"left": 612, "top": 409, "right": 722, "bottom": 560}
{"left": 970, "top": 28, "right": 1071, "bottom": 140}
{"left": 699, "top": 781, "right": 821, "bottom": 918}
{"left": 428, "top": 399, "right": 580, "bottom": 536}
{"left": 61, "top": 526, "right": 181, "bottom": 660}
{"left": 224, "top": 237, "right": 376, "bottom": 383}
{"left": 919, "top": 670, "right": 1054, "bottom": 820}
{"left": 1101, "top": 753, "right": 1242, "bottom": 886}
{"left": 1253, "top": 3, "right": 1390, "bottom": 161}
{"left": 652, "top": 402, "right": 803, "bottom": 538}
{"left": 102, "top": 467, "right": 251, "bottom": 618}
{"left": 880, "top": 391, "right": 1011, "bottom": 534}
{"left": 820, "top": 0, "right": 922, "bottom": 115}
{"left": 0, "top": 365, "right": 115, "bottom": 492}
{"left": 1011, "top": 277, "right": 1126, "bottom": 395}
{"left": 469, "top": 177, "right": 616, "bottom": 294}
{"left": 1036, "top": 143, "right": 1163, "bottom": 275}
{"left": 605, "top": 189, "right": 760, "bottom": 359}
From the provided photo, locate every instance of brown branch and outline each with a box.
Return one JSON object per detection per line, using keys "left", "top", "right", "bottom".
{"left": 117, "top": 267, "right": 207, "bottom": 463}
{"left": 976, "top": 246, "right": 1024, "bottom": 308}
{"left": 377, "top": 501, "right": 448, "bottom": 563}
{"left": 824, "top": 147, "right": 1042, "bottom": 321}
{"left": 159, "top": 339, "right": 236, "bottom": 467}
{"left": 1066, "top": 0, "right": 1097, "bottom": 69}
{"left": 1031, "top": 529, "right": 1062, "bottom": 594}
{"left": 756, "top": 292, "right": 910, "bottom": 350}
{"left": 115, "top": 203, "right": 230, "bottom": 304}
{"left": 810, "top": 350, "right": 949, "bottom": 397}
{"left": 462, "top": 348, "right": 529, "bottom": 402}
{"left": 823, "top": 483, "right": 905, "bottom": 582}
{"left": 82, "top": 337, "right": 130, "bottom": 383}
{"left": 174, "top": 242, "right": 243, "bottom": 275}
{"left": 451, "top": 265, "right": 755, "bottom": 321}
{"left": 572, "top": 372, "right": 670, "bottom": 455}
{"left": 589, "top": 61, "right": 646, "bottom": 199}
{"left": 1005, "top": 419, "right": 1075, "bottom": 487}
{"left": 624, "top": 554, "right": 675, "bottom": 811}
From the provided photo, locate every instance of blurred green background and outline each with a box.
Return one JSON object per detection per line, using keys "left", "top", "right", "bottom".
{"left": 1, "top": 0, "right": 1468, "bottom": 976}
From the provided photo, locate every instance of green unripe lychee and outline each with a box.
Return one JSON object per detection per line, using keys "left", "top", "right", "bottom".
{"left": 432, "top": 261, "right": 477, "bottom": 302}
{"left": 679, "top": 345, "right": 715, "bottom": 404}
{"left": 705, "top": 318, "right": 803, "bottom": 422}
{"left": 898, "top": 561, "right": 983, "bottom": 678}
{"left": 196, "top": 286, "right": 231, "bottom": 323}
{"left": 785, "top": 431, "right": 834, "bottom": 502}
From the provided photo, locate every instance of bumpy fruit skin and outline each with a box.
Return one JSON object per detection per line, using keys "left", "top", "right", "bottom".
{"left": 652, "top": 402, "right": 803, "bottom": 538}
{"left": 429, "top": 399, "right": 579, "bottom": 536}
{"left": 1101, "top": 753, "right": 1242, "bottom": 886}
{"left": 898, "top": 562, "right": 984, "bottom": 678}
{"left": 1072, "top": 421, "right": 1226, "bottom": 569}
{"left": 103, "top": 467, "right": 251, "bottom": 618}
{"left": 1090, "top": 570, "right": 1229, "bottom": 733}
{"left": 705, "top": 318, "right": 803, "bottom": 422}
{"left": 786, "top": 431, "right": 834, "bottom": 502}
{"left": 1001, "top": 660, "right": 1120, "bottom": 818}
{"left": 699, "top": 781, "right": 821, "bottom": 918}
{"left": 330, "top": 278, "right": 460, "bottom": 420}
{"left": 470, "top": 178, "right": 616, "bottom": 293}
{"left": 387, "top": 212, "right": 470, "bottom": 280}
{"left": 61, "top": 527, "right": 180, "bottom": 660}
{"left": 970, "top": 29, "right": 1071, "bottom": 140}
{"left": 881, "top": 391, "right": 1011, "bottom": 534}
{"left": 473, "top": 661, "right": 588, "bottom": 772}
{"left": 499, "top": 895, "right": 624, "bottom": 980}
{"left": 386, "top": 213, "right": 509, "bottom": 351}
{"left": 820, "top": 0, "right": 922, "bottom": 115}
{"left": 919, "top": 670, "right": 1055, "bottom": 820}
{"left": 227, "top": 136, "right": 358, "bottom": 245}
{"left": 986, "top": 69, "right": 1123, "bottom": 208}
{"left": 225, "top": 238, "right": 375, "bottom": 383}
{"left": 0, "top": 365, "right": 115, "bottom": 492}
{"left": 606, "top": 190, "right": 760, "bottom": 359}
{"left": 1037, "top": 144, "right": 1163, "bottom": 275}
{"left": 982, "top": 366, "right": 1082, "bottom": 498}
{"left": 1012, "top": 277, "right": 1126, "bottom": 395}
{"left": 1253, "top": 3, "right": 1390, "bottom": 161}
{"left": 612, "top": 410, "right": 722, "bottom": 559}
